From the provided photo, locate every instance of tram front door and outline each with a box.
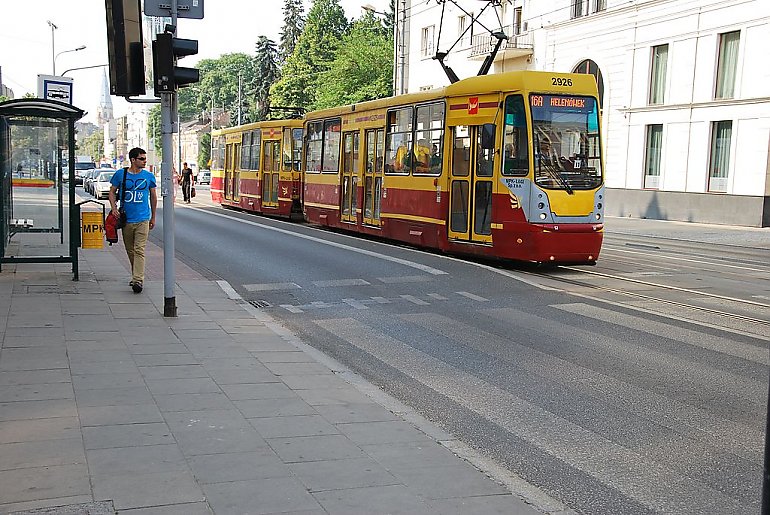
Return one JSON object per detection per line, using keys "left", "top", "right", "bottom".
{"left": 447, "top": 124, "right": 494, "bottom": 244}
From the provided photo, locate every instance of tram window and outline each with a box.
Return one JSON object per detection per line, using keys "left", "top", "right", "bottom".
{"left": 282, "top": 129, "right": 292, "bottom": 172}
{"left": 474, "top": 182, "right": 492, "bottom": 235}
{"left": 211, "top": 137, "right": 219, "bottom": 169}
{"left": 502, "top": 95, "right": 529, "bottom": 176}
{"left": 292, "top": 128, "right": 303, "bottom": 171}
{"left": 240, "top": 132, "right": 251, "bottom": 170}
{"left": 385, "top": 107, "right": 413, "bottom": 174}
{"left": 322, "top": 119, "right": 341, "bottom": 173}
{"left": 250, "top": 130, "right": 261, "bottom": 170}
{"left": 415, "top": 102, "right": 445, "bottom": 175}
{"left": 305, "top": 121, "right": 323, "bottom": 173}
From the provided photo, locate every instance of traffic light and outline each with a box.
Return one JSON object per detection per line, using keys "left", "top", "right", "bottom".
{"left": 104, "top": 0, "right": 145, "bottom": 96}
{"left": 152, "top": 32, "right": 200, "bottom": 94}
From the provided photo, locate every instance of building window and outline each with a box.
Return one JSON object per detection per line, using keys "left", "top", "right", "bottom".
{"left": 593, "top": 0, "right": 606, "bottom": 12}
{"left": 514, "top": 7, "right": 523, "bottom": 35}
{"left": 573, "top": 59, "right": 605, "bottom": 109}
{"left": 644, "top": 124, "right": 663, "bottom": 189}
{"left": 571, "top": 0, "right": 584, "bottom": 19}
{"left": 715, "top": 31, "right": 740, "bottom": 99}
{"left": 708, "top": 120, "right": 732, "bottom": 192}
{"left": 649, "top": 44, "right": 668, "bottom": 105}
{"left": 421, "top": 25, "right": 435, "bottom": 57}
{"left": 458, "top": 15, "right": 469, "bottom": 47}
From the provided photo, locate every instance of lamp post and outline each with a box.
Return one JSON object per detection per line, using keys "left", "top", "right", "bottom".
{"left": 54, "top": 45, "right": 86, "bottom": 76}
{"left": 46, "top": 20, "right": 58, "bottom": 75}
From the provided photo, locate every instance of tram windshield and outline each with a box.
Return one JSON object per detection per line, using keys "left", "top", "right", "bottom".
{"left": 529, "top": 94, "right": 602, "bottom": 191}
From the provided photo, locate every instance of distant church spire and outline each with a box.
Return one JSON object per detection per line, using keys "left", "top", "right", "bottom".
{"left": 97, "top": 70, "right": 113, "bottom": 126}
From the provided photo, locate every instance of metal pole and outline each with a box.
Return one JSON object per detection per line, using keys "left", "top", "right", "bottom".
{"left": 49, "top": 22, "right": 57, "bottom": 75}
{"left": 237, "top": 72, "right": 242, "bottom": 125}
{"left": 161, "top": 91, "right": 176, "bottom": 317}
{"left": 159, "top": 0, "right": 179, "bottom": 317}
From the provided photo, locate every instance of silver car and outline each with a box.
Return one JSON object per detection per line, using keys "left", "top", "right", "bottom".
{"left": 92, "top": 170, "right": 116, "bottom": 199}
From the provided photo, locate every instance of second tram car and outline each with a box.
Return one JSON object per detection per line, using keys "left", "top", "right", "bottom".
{"left": 210, "top": 70, "right": 604, "bottom": 265}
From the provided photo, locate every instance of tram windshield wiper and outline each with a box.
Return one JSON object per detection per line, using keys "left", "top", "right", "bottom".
{"left": 538, "top": 161, "right": 574, "bottom": 195}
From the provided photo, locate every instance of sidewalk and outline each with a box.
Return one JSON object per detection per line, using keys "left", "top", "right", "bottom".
{"left": 0, "top": 237, "right": 550, "bottom": 515}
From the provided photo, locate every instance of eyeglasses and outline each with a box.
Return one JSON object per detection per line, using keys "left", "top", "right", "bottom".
{"left": 133, "top": 156, "right": 147, "bottom": 161}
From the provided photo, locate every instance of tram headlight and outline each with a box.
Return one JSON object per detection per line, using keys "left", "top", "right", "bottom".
{"left": 537, "top": 202, "right": 545, "bottom": 209}
{"left": 539, "top": 213, "right": 547, "bottom": 220}
{"left": 595, "top": 213, "right": 602, "bottom": 220}
{"left": 597, "top": 203, "right": 602, "bottom": 210}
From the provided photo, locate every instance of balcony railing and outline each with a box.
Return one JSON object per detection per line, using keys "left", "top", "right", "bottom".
{"left": 469, "top": 26, "right": 534, "bottom": 59}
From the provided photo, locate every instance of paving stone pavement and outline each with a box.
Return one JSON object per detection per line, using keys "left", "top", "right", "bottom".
{"left": 0, "top": 237, "right": 551, "bottom": 515}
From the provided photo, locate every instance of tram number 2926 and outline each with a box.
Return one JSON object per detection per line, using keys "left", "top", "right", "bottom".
{"left": 551, "top": 77, "right": 573, "bottom": 87}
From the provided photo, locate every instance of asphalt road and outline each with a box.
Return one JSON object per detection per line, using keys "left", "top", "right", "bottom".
{"left": 149, "top": 188, "right": 768, "bottom": 515}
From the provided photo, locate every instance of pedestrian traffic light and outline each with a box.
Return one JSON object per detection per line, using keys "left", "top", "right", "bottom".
{"left": 152, "top": 32, "right": 200, "bottom": 94}
{"left": 104, "top": 0, "right": 145, "bottom": 96}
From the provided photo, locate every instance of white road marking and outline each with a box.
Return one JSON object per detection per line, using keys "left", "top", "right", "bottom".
{"left": 189, "top": 206, "right": 447, "bottom": 275}
{"left": 243, "top": 282, "right": 301, "bottom": 292}
{"left": 456, "top": 291, "right": 489, "bottom": 302}
{"left": 401, "top": 294, "right": 429, "bottom": 305}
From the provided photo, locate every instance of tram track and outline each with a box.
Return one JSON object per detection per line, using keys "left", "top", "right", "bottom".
{"left": 521, "top": 265, "right": 770, "bottom": 337}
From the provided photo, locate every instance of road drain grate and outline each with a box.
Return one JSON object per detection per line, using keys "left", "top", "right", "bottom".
{"left": 248, "top": 299, "right": 271, "bottom": 308}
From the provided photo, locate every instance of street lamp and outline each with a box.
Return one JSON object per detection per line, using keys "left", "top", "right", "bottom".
{"left": 54, "top": 45, "right": 86, "bottom": 76}
{"left": 361, "top": 3, "right": 386, "bottom": 15}
{"left": 46, "top": 20, "right": 58, "bottom": 75}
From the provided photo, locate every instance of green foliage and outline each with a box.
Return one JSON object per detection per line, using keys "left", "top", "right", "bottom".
{"left": 80, "top": 129, "right": 104, "bottom": 162}
{"left": 252, "top": 36, "right": 280, "bottom": 121}
{"left": 280, "top": 0, "right": 304, "bottom": 62}
{"left": 198, "top": 132, "right": 211, "bottom": 170}
{"left": 148, "top": 105, "right": 161, "bottom": 158}
{"left": 0, "top": 95, "right": 8, "bottom": 103}
{"left": 271, "top": 0, "right": 349, "bottom": 110}
{"left": 313, "top": 14, "right": 393, "bottom": 109}
{"left": 177, "top": 53, "right": 256, "bottom": 125}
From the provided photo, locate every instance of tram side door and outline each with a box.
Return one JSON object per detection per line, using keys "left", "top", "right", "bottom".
{"left": 363, "top": 129, "right": 384, "bottom": 226}
{"left": 447, "top": 124, "right": 494, "bottom": 244}
{"left": 262, "top": 140, "right": 280, "bottom": 208}
{"left": 340, "top": 131, "right": 359, "bottom": 224}
{"left": 224, "top": 142, "right": 234, "bottom": 201}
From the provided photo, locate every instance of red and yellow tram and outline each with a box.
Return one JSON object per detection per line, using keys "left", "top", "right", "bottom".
{"left": 211, "top": 70, "right": 604, "bottom": 265}
{"left": 211, "top": 119, "right": 304, "bottom": 219}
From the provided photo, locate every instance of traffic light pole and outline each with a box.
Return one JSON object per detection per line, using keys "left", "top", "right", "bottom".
{"left": 160, "top": 90, "right": 177, "bottom": 317}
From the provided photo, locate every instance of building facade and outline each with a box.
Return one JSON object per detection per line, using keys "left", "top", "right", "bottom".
{"left": 400, "top": 0, "right": 770, "bottom": 226}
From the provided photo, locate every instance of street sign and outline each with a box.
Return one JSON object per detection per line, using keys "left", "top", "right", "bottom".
{"left": 37, "top": 75, "right": 74, "bottom": 104}
{"left": 144, "top": 0, "right": 204, "bottom": 19}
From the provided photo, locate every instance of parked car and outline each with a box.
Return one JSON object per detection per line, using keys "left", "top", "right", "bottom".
{"left": 84, "top": 169, "right": 100, "bottom": 195}
{"left": 92, "top": 170, "right": 116, "bottom": 199}
{"left": 73, "top": 161, "right": 96, "bottom": 186}
{"left": 197, "top": 170, "right": 211, "bottom": 185}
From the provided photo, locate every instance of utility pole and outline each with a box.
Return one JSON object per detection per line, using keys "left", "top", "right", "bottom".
{"left": 237, "top": 72, "right": 242, "bottom": 125}
{"left": 150, "top": 0, "right": 201, "bottom": 317}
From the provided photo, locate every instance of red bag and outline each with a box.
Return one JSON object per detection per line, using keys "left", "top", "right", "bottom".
{"left": 104, "top": 211, "right": 120, "bottom": 245}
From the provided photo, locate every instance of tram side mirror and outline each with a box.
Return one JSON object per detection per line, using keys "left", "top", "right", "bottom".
{"left": 481, "top": 123, "right": 496, "bottom": 150}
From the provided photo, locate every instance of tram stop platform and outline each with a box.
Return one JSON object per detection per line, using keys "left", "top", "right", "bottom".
{"left": 0, "top": 236, "right": 550, "bottom": 514}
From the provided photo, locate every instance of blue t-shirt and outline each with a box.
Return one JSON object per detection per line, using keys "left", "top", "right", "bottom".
{"left": 110, "top": 168, "right": 156, "bottom": 223}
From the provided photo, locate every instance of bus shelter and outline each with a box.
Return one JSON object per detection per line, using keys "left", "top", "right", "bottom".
{"left": 0, "top": 98, "right": 85, "bottom": 279}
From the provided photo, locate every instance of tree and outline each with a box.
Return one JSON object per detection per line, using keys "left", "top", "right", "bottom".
{"left": 252, "top": 36, "right": 280, "bottom": 121}
{"left": 148, "top": 105, "right": 161, "bottom": 158}
{"left": 175, "top": 53, "right": 257, "bottom": 125}
{"left": 279, "top": 0, "right": 304, "bottom": 62}
{"left": 313, "top": 13, "right": 393, "bottom": 109}
{"left": 198, "top": 132, "right": 211, "bottom": 170}
{"left": 80, "top": 129, "right": 105, "bottom": 163}
{"left": 271, "top": 0, "right": 349, "bottom": 110}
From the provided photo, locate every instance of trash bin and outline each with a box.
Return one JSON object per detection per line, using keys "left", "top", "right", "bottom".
{"left": 81, "top": 210, "right": 104, "bottom": 249}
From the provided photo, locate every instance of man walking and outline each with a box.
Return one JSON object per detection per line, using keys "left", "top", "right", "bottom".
{"left": 181, "top": 162, "right": 194, "bottom": 203}
{"left": 108, "top": 147, "right": 157, "bottom": 293}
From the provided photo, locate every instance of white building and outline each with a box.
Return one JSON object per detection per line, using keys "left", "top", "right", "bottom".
{"left": 399, "top": 0, "right": 770, "bottom": 226}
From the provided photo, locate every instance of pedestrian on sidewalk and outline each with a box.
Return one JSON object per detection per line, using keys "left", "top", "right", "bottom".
{"left": 108, "top": 147, "right": 157, "bottom": 293}
{"left": 181, "top": 162, "right": 194, "bottom": 203}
